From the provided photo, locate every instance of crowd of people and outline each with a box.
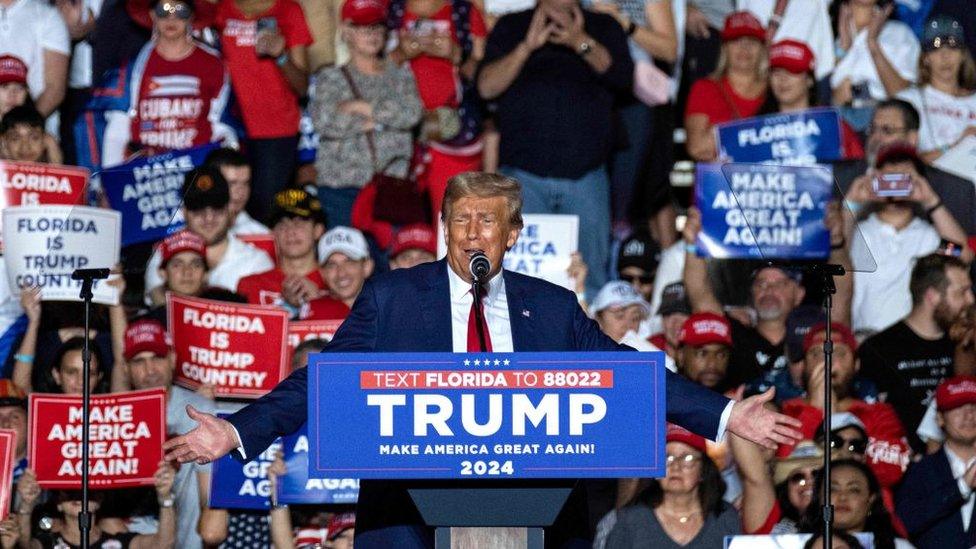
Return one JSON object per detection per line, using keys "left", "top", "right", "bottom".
{"left": 0, "top": 0, "right": 974, "bottom": 547}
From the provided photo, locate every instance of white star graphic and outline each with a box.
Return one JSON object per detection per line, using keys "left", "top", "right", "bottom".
{"left": 484, "top": 357, "right": 492, "bottom": 366}
{"left": 494, "top": 359, "right": 501, "bottom": 366}
{"left": 503, "top": 359, "right": 510, "bottom": 365}
{"left": 463, "top": 359, "right": 471, "bottom": 366}
{"left": 474, "top": 359, "right": 481, "bottom": 366}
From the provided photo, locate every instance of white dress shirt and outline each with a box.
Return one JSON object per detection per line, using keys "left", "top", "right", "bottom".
{"left": 448, "top": 264, "right": 514, "bottom": 352}
{"left": 944, "top": 444, "right": 976, "bottom": 531}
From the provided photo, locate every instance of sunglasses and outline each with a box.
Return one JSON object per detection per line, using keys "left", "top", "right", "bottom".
{"left": 154, "top": 1, "right": 193, "bottom": 20}
{"left": 829, "top": 434, "right": 867, "bottom": 455}
{"left": 619, "top": 273, "right": 654, "bottom": 285}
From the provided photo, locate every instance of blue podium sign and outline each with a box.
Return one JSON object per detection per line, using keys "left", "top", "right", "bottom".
{"left": 307, "top": 352, "right": 666, "bottom": 479}
{"left": 277, "top": 423, "right": 360, "bottom": 505}
{"left": 715, "top": 107, "right": 843, "bottom": 165}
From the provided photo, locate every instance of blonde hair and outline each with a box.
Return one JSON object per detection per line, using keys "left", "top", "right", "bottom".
{"left": 441, "top": 172, "right": 524, "bottom": 229}
{"left": 919, "top": 48, "right": 976, "bottom": 91}
{"left": 709, "top": 41, "right": 769, "bottom": 82}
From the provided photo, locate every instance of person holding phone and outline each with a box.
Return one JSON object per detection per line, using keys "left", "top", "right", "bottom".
{"left": 212, "top": 0, "right": 313, "bottom": 222}
{"left": 845, "top": 142, "right": 973, "bottom": 335}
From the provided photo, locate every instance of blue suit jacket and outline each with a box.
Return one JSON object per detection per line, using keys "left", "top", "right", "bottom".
{"left": 896, "top": 447, "right": 976, "bottom": 549}
{"left": 227, "top": 259, "right": 731, "bottom": 458}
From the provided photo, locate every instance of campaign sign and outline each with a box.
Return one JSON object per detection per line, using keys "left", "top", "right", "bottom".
{"left": 0, "top": 161, "right": 87, "bottom": 208}
{"left": 28, "top": 389, "right": 166, "bottom": 489}
{"left": 169, "top": 294, "right": 290, "bottom": 398}
{"left": 287, "top": 319, "right": 343, "bottom": 366}
{"left": 0, "top": 429, "right": 16, "bottom": 518}
{"left": 210, "top": 424, "right": 281, "bottom": 511}
{"left": 437, "top": 214, "right": 579, "bottom": 289}
{"left": 277, "top": 423, "right": 359, "bottom": 505}
{"left": 695, "top": 163, "right": 832, "bottom": 260}
{"left": 3, "top": 205, "right": 121, "bottom": 305}
{"left": 101, "top": 143, "right": 219, "bottom": 246}
{"left": 715, "top": 107, "right": 843, "bottom": 166}
{"left": 308, "top": 352, "right": 665, "bottom": 479}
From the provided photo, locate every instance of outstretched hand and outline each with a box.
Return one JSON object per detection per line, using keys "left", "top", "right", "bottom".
{"left": 163, "top": 405, "right": 240, "bottom": 465}
{"left": 727, "top": 388, "right": 802, "bottom": 450}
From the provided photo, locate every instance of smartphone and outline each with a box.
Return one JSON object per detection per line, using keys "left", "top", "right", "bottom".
{"left": 873, "top": 172, "right": 913, "bottom": 198}
{"left": 938, "top": 239, "right": 964, "bottom": 258}
{"left": 257, "top": 17, "right": 278, "bottom": 34}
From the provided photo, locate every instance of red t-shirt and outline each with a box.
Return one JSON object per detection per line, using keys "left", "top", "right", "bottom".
{"left": 685, "top": 76, "right": 766, "bottom": 125}
{"left": 236, "top": 268, "right": 327, "bottom": 307}
{"left": 215, "top": 0, "right": 313, "bottom": 138}
{"left": 133, "top": 46, "right": 228, "bottom": 154}
{"left": 399, "top": 3, "right": 486, "bottom": 110}
{"left": 778, "top": 398, "right": 911, "bottom": 488}
{"left": 302, "top": 296, "right": 351, "bottom": 321}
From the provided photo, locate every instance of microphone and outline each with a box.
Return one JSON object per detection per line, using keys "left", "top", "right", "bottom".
{"left": 71, "top": 268, "right": 111, "bottom": 280}
{"left": 468, "top": 252, "right": 491, "bottom": 282}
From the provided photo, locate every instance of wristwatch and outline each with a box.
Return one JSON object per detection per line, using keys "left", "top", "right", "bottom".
{"left": 158, "top": 496, "right": 175, "bottom": 508}
{"left": 577, "top": 39, "right": 594, "bottom": 56}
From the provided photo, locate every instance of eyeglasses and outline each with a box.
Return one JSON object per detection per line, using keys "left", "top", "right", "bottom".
{"left": 829, "top": 434, "right": 867, "bottom": 455}
{"left": 154, "top": 1, "right": 193, "bottom": 20}
{"left": 867, "top": 124, "right": 906, "bottom": 137}
{"left": 752, "top": 278, "right": 793, "bottom": 292}
{"left": 666, "top": 454, "right": 702, "bottom": 469}
{"left": 787, "top": 471, "right": 813, "bottom": 487}
{"left": 620, "top": 273, "right": 654, "bottom": 285}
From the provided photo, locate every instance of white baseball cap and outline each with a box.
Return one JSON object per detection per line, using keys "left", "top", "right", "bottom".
{"left": 318, "top": 226, "right": 370, "bottom": 263}
{"left": 590, "top": 281, "right": 651, "bottom": 317}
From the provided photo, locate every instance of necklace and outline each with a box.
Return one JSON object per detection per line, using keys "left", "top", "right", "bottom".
{"left": 659, "top": 507, "right": 701, "bottom": 524}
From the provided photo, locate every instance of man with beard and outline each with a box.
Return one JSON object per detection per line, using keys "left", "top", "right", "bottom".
{"left": 896, "top": 376, "right": 976, "bottom": 548}
{"left": 860, "top": 253, "right": 975, "bottom": 452}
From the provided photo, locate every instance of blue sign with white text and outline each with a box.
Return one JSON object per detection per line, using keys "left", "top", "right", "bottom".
{"left": 277, "top": 423, "right": 359, "bottom": 505}
{"left": 209, "top": 414, "right": 280, "bottom": 511}
{"left": 695, "top": 163, "right": 833, "bottom": 260}
{"left": 308, "top": 352, "right": 666, "bottom": 479}
{"left": 716, "top": 107, "right": 843, "bottom": 165}
{"left": 101, "top": 143, "right": 218, "bottom": 246}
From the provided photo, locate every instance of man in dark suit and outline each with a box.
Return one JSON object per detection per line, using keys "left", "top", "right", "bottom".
{"left": 896, "top": 376, "right": 976, "bottom": 548}
{"left": 164, "top": 172, "right": 802, "bottom": 546}
{"left": 832, "top": 98, "right": 976, "bottom": 235}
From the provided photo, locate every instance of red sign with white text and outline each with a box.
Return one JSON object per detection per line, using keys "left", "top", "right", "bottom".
{"left": 28, "top": 389, "right": 165, "bottom": 489}
{"left": 0, "top": 161, "right": 88, "bottom": 208}
{"left": 287, "top": 319, "right": 343, "bottom": 366}
{"left": 169, "top": 294, "right": 290, "bottom": 398}
{"left": 0, "top": 430, "right": 16, "bottom": 518}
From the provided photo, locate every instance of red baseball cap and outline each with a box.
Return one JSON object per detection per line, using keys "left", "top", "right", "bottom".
{"left": 392, "top": 224, "right": 437, "bottom": 258}
{"left": 678, "top": 312, "right": 733, "bottom": 347}
{"left": 159, "top": 230, "right": 206, "bottom": 267}
{"left": 341, "top": 0, "right": 386, "bottom": 25}
{"left": 666, "top": 423, "right": 707, "bottom": 454}
{"left": 0, "top": 379, "right": 26, "bottom": 409}
{"left": 0, "top": 55, "right": 27, "bottom": 86}
{"left": 326, "top": 512, "right": 356, "bottom": 540}
{"left": 124, "top": 320, "right": 170, "bottom": 361}
{"left": 769, "top": 39, "right": 815, "bottom": 74}
{"left": 874, "top": 141, "right": 923, "bottom": 170}
{"left": 937, "top": 376, "right": 976, "bottom": 411}
{"left": 802, "top": 322, "right": 858, "bottom": 356}
{"left": 721, "top": 11, "right": 765, "bottom": 42}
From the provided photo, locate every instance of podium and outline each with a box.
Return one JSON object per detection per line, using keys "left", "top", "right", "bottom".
{"left": 306, "top": 351, "right": 667, "bottom": 548}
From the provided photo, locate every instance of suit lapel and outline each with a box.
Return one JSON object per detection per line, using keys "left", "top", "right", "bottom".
{"left": 419, "top": 260, "right": 453, "bottom": 352}
{"left": 505, "top": 271, "right": 539, "bottom": 352}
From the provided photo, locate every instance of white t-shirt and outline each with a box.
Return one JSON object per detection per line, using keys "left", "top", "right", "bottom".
{"left": 831, "top": 21, "right": 920, "bottom": 101}
{"left": 897, "top": 85, "right": 976, "bottom": 153}
{"left": 642, "top": 240, "right": 685, "bottom": 338}
{"left": 0, "top": 0, "right": 70, "bottom": 99}
{"left": 68, "top": 0, "right": 104, "bottom": 89}
{"left": 739, "top": 0, "right": 835, "bottom": 80}
{"left": 144, "top": 234, "right": 275, "bottom": 303}
{"left": 851, "top": 214, "right": 940, "bottom": 334}
{"left": 229, "top": 211, "right": 270, "bottom": 236}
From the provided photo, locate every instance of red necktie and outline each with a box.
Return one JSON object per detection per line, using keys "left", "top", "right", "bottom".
{"left": 467, "top": 289, "right": 493, "bottom": 352}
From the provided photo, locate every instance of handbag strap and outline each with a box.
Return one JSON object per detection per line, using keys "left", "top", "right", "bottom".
{"left": 339, "top": 65, "right": 378, "bottom": 164}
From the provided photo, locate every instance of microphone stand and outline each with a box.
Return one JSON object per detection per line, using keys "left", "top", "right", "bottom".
{"left": 471, "top": 278, "right": 489, "bottom": 353}
{"left": 71, "top": 268, "right": 110, "bottom": 549}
